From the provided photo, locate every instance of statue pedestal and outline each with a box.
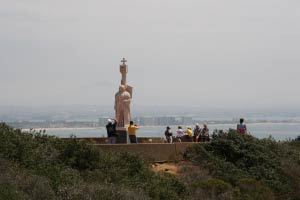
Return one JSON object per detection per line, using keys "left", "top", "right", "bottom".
{"left": 116, "top": 127, "right": 128, "bottom": 144}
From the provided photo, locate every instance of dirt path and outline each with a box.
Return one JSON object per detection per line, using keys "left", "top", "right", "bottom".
{"left": 151, "top": 161, "right": 196, "bottom": 176}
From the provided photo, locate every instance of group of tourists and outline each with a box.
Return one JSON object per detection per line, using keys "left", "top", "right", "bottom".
{"left": 165, "top": 118, "right": 248, "bottom": 143}
{"left": 106, "top": 118, "right": 248, "bottom": 144}
{"left": 164, "top": 123, "right": 210, "bottom": 143}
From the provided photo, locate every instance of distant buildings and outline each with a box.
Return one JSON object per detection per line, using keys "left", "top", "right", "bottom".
{"left": 131, "top": 116, "right": 193, "bottom": 126}
{"left": 99, "top": 116, "right": 178, "bottom": 126}
{"left": 180, "top": 117, "right": 193, "bottom": 125}
{"left": 8, "top": 120, "right": 99, "bottom": 129}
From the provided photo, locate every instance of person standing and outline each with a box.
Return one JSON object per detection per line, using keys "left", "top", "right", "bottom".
{"left": 165, "top": 126, "right": 173, "bottom": 143}
{"left": 128, "top": 121, "right": 139, "bottom": 143}
{"left": 237, "top": 118, "right": 247, "bottom": 135}
{"left": 200, "top": 124, "right": 210, "bottom": 142}
{"left": 106, "top": 119, "right": 118, "bottom": 144}
{"left": 176, "top": 126, "right": 184, "bottom": 142}
{"left": 193, "top": 124, "right": 201, "bottom": 142}
{"left": 185, "top": 127, "right": 193, "bottom": 137}
{"left": 184, "top": 127, "right": 193, "bottom": 142}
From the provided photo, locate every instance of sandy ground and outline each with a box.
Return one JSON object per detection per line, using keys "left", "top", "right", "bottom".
{"left": 151, "top": 163, "right": 179, "bottom": 175}
{"left": 151, "top": 161, "right": 194, "bottom": 176}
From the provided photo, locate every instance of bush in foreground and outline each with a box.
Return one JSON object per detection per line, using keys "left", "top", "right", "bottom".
{"left": 185, "top": 129, "right": 300, "bottom": 200}
{"left": 2, "top": 122, "right": 300, "bottom": 200}
{"left": 0, "top": 123, "right": 187, "bottom": 200}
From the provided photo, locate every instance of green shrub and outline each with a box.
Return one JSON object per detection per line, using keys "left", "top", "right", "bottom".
{"left": 0, "top": 183, "right": 24, "bottom": 200}
{"left": 0, "top": 123, "right": 187, "bottom": 199}
{"left": 57, "top": 137, "right": 101, "bottom": 171}
{"left": 193, "top": 178, "right": 232, "bottom": 194}
{"left": 234, "top": 179, "right": 275, "bottom": 200}
{"left": 185, "top": 129, "right": 300, "bottom": 199}
{"left": 0, "top": 158, "right": 55, "bottom": 200}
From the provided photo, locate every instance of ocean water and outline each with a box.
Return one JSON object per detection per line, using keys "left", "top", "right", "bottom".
{"left": 40, "top": 123, "right": 300, "bottom": 141}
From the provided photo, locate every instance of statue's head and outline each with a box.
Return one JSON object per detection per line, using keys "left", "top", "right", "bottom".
{"left": 119, "top": 85, "right": 126, "bottom": 92}
{"left": 120, "top": 65, "right": 128, "bottom": 74}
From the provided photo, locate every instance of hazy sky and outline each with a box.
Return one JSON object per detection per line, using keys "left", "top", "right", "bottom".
{"left": 1, "top": 0, "right": 300, "bottom": 109}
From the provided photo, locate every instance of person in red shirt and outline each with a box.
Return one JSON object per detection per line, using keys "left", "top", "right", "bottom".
{"left": 237, "top": 118, "right": 247, "bottom": 134}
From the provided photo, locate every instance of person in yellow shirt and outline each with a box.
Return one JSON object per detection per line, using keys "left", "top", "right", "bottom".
{"left": 183, "top": 127, "right": 193, "bottom": 142}
{"left": 127, "top": 121, "right": 139, "bottom": 143}
{"left": 186, "top": 127, "right": 193, "bottom": 137}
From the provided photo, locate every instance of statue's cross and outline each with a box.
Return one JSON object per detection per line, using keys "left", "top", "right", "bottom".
{"left": 121, "top": 57, "right": 127, "bottom": 65}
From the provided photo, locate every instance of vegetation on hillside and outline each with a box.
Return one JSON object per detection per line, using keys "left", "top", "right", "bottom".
{"left": 0, "top": 123, "right": 187, "bottom": 200}
{"left": 1, "top": 122, "right": 300, "bottom": 200}
{"left": 185, "top": 129, "right": 300, "bottom": 200}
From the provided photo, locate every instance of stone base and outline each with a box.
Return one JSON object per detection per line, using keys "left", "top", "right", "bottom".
{"left": 116, "top": 127, "right": 128, "bottom": 144}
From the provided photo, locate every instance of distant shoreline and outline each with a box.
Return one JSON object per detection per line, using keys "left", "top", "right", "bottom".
{"left": 21, "top": 122, "right": 300, "bottom": 132}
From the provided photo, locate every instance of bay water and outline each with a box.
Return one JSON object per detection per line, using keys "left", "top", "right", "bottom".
{"left": 40, "top": 123, "right": 300, "bottom": 141}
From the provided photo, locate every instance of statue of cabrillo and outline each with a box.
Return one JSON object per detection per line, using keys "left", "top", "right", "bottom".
{"left": 114, "top": 58, "right": 133, "bottom": 127}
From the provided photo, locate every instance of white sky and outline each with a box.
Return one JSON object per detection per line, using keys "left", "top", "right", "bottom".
{"left": 1, "top": 0, "right": 300, "bottom": 109}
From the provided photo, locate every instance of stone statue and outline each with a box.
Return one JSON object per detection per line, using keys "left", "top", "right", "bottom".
{"left": 115, "top": 85, "right": 131, "bottom": 127}
{"left": 114, "top": 58, "right": 133, "bottom": 127}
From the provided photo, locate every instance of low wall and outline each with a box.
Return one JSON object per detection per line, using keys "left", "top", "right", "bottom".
{"left": 93, "top": 143, "right": 196, "bottom": 162}
{"left": 69, "top": 136, "right": 193, "bottom": 144}
{"left": 63, "top": 137, "right": 200, "bottom": 162}
{"left": 69, "top": 137, "right": 166, "bottom": 144}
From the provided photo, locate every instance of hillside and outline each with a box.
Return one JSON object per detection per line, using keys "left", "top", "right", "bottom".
{"left": 1, "top": 123, "right": 300, "bottom": 200}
